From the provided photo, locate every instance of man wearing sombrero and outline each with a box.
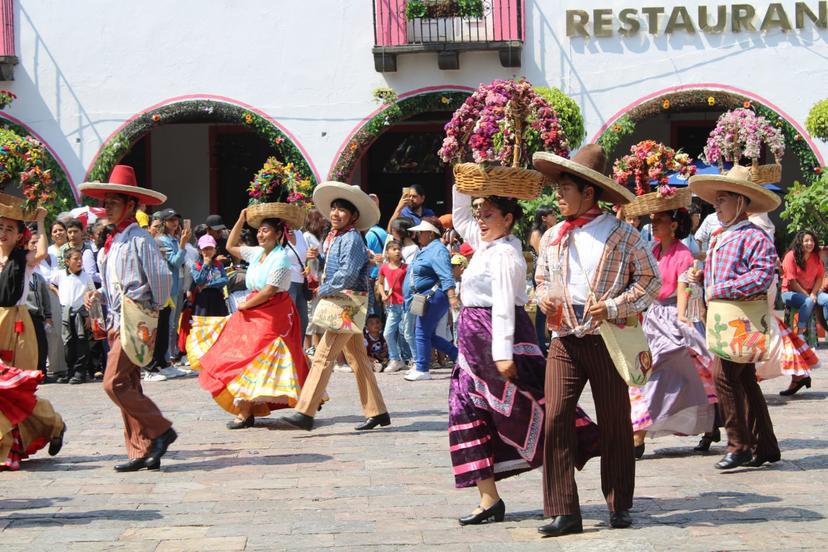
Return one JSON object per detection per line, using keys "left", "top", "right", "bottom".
{"left": 80, "top": 165, "right": 178, "bottom": 472}
{"left": 277, "top": 181, "right": 391, "bottom": 431}
{"left": 688, "top": 165, "right": 781, "bottom": 470}
{"left": 532, "top": 144, "right": 661, "bottom": 536}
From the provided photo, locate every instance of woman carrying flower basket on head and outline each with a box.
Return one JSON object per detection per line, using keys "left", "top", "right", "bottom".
{"left": 187, "top": 158, "right": 310, "bottom": 430}
{"left": 614, "top": 142, "right": 718, "bottom": 458}
{"left": 437, "top": 78, "right": 599, "bottom": 526}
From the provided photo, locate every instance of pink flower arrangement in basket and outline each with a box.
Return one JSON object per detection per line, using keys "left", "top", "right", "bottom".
{"left": 612, "top": 140, "right": 696, "bottom": 197}
{"left": 438, "top": 78, "right": 569, "bottom": 167}
{"left": 702, "top": 108, "right": 785, "bottom": 166}
{"left": 247, "top": 158, "right": 313, "bottom": 208}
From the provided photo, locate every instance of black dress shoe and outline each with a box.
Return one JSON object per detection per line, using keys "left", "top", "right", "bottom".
{"left": 780, "top": 377, "right": 811, "bottom": 396}
{"left": 144, "top": 427, "right": 177, "bottom": 465}
{"left": 694, "top": 428, "right": 721, "bottom": 452}
{"left": 458, "top": 499, "right": 505, "bottom": 526}
{"left": 538, "top": 514, "right": 583, "bottom": 537}
{"left": 634, "top": 443, "right": 645, "bottom": 459}
{"left": 48, "top": 424, "right": 66, "bottom": 456}
{"left": 714, "top": 450, "right": 752, "bottom": 470}
{"left": 354, "top": 412, "right": 391, "bottom": 431}
{"left": 610, "top": 509, "right": 633, "bottom": 528}
{"left": 277, "top": 411, "right": 315, "bottom": 431}
{"left": 745, "top": 453, "right": 781, "bottom": 467}
{"left": 56, "top": 375, "right": 70, "bottom": 384}
{"left": 114, "top": 457, "right": 160, "bottom": 472}
{"left": 226, "top": 416, "right": 255, "bottom": 430}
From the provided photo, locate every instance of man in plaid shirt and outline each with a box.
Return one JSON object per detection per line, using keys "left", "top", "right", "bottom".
{"left": 532, "top": 145, "right": 660, "bottom": 537}
{"left": 690, "top": 165, "right": 782, "bottom": 471}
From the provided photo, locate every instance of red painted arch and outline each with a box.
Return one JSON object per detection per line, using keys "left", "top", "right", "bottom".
{"left": 589, "top": 83, "right": 825, "bottom": 166}
{"left": 83, "top": 94, "right": 320, "bottom": 183}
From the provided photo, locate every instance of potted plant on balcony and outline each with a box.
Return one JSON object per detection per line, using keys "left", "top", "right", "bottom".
{"left": 612, "top": 140, "right": 696, "bottom": 217}
{"left": 702, "top": 107, "right": 785, "bottom": 184}
{"left": 438, "top": 78, "right": 569, "bottom": 200}
{"left": 405, "top": 0, "right": 488, "bottom": 43}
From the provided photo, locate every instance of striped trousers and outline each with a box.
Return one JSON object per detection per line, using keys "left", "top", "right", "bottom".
{"left": 543, "top": 334, "right": 635, "bottom": 516}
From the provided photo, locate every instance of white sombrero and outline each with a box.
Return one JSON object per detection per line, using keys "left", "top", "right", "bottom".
{"left": 689, "top": 164, "right": 781, "bottom": 214}
{"left": 533, "top": 144, "right": 635, "bottom": 205}
{"left": 312, "top": 181, "right": 380, "bottom": 231}
{"left": 79, "top": 165, "right": 167, "bottom": 206}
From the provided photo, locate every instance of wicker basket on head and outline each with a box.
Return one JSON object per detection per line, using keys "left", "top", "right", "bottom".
{"left": 0, "top": 192, "right": 36, "bottom": 221}
{"left": 749, "top": 158, "right": 782, "bottom": 185}
{"left": 622, "top": 187, "right": 692, "bottom": 218}
{"left": 247, "top": 202, "right": 306, "bottom": 230}
{"left": 454, "top": 163, "right": 544, "bottom": 200}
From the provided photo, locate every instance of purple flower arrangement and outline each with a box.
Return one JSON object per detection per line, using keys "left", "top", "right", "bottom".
{"left": 438, "top": 78, "right": 569, "bottom": 167}
{"left": 702, "top": 108, "right": 785, "bottom": 166}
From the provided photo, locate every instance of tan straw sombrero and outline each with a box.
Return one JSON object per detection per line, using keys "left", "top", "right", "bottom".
{"left": 0, "top": 192, "right": 37, "bottom": 221}
{"left": 689, "top": 164, "right": 781, "bottom": 214}
{"left": 79, "top": 165, "right": 167, "bottom": 206}
{"left": 312, "top": 181, "right": 380, "bottom": 231}
{"left": 533, "top": 144, "right": 635, "bottom": 205}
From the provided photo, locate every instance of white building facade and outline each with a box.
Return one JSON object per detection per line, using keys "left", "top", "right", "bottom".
{"left": 1, "top": 0, "right": 826, "bottom": 220}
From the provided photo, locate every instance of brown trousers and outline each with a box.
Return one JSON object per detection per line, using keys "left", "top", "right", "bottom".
{"left": 103, "top": 337, "right": 172, "bottom": 459}
{"left": 295, "top": 329, "right": 387, "bottom": 418}
{"left": 543, "top": 334, "right": 635, "bottom": 516}
{"left": 713, "top": 358, "right": 780, "bottom": 457}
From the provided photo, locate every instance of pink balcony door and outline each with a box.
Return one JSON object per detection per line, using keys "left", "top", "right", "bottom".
{"left": 375, "top": 0, "right": 406, "bottom": 47}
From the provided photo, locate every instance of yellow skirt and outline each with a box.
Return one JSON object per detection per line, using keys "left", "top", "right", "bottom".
{"left": 0, "top": 306, "right": 38, "bottom": 371}
{"left": 0, "top": 398, "right": 65, "bottom": 466}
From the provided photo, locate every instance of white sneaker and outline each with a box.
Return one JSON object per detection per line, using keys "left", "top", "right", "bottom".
{"left": 384, "top": 360, "right": 406, "bottom": 373}
{"left": 404, "top": 370, "right": 432, "bottom": 381}
{"left": 159, "top": 366, "right": 187, "bottom": 379}
{"left": 333, "top": 363, "right": 352, "bottom": 373}
{"left": 142, "top": 371, "right": 168, "bottom": 382}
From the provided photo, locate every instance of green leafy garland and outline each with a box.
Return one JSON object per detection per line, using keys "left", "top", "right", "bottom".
{"left": 594, "top": 89, "right": 822, "bottom": 183}
{"left": 87, "top": 99, "right": 316, "bottom": 186}
{"left": 0, "top": 117, "right": 75, "bottom": 222}
{"left": 534, "top": 87, "right": 586, "bottom": 150}
{"left": 329, "top": 90, "right": 470, "bottom": 181}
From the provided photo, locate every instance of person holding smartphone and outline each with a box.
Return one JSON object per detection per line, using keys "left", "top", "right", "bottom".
{"left": 387, "top": 184, "right": 435, "bottom": 228}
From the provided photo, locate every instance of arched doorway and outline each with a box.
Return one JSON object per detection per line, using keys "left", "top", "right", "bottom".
{"left": 592, "top": 85, "right": 824, "bottom": 189}
{"left": 85, "top": 96, "right": 317, "bottom": 225}
{"left": 329, "top": 87, "right": 471, "bottom": 223}
{"left": 0, "top": 114, "right": 76, "bottom": 216}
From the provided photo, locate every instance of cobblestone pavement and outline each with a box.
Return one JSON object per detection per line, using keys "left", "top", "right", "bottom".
{"left": 2, "top": 350, "right": 828, "bottom": 551}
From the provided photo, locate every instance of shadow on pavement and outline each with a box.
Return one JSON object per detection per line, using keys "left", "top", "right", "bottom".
{"left": 164, "top": 452, "right": 332, "bottom": 472}
{"left": 0, "top": 506, "right": 162, "bottom": 527}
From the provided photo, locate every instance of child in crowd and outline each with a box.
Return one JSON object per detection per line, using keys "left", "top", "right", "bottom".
{"left": 377, "top": 240, "right": 409, "bottom": 372}
{"left": 191, "top": 235, "right": 230, "bottom": 317}
{"left": 364, "top": 314, "right": 388, "bottom": 372}
{"left": 26, "top": 232, "right": 53, "bottom": 379}
{"left": 50, "top": 249, "right": 93, "bottom": 384}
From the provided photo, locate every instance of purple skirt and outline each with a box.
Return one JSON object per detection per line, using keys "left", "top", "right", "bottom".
{"left": 449, "top": 306, "right": 599, "bottom": 488}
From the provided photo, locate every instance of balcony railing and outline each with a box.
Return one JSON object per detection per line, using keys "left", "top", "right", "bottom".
{"left": 0, "top": 0, "right": 16, "bottom": 80}
{"left": 372, "top": 0, "right": 524, "bottom": 71}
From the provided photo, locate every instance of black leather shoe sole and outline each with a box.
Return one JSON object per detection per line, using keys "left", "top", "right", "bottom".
{"left": 48, "top": 425, "right": 66, "bottom": 456}
{"left": 355, "top": 412, "right": 391, "bottom": 431}
{"left": 277, "top": 413, "right": 315, "bottom": 431}
{"left": 226, "top": 416, "right": 255, "bottom": 430}
{"left": 458, "top": 499, "right": 505, "bottom": 525}
{"left": 538, "top": 515, "right": 583, "bottom": 537}
{"left": 610, "top": 510, "right": 633, "bottom": 528}
{"left": 715, "top": 451, "right": 752, "bottom": 470}
{"left": 114, "top": 458, "right": 159, "bottom": 472}
{"left": 746, "top": 454, "right": 781, "bottom": 467}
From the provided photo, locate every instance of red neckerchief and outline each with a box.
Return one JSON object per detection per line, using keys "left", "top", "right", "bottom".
{"left": 551, "top": 207, "right": 603, "bottom": 246}
{"left": 708, "top": 227, "right": 725, "bottom": 250}
{"left": 323, "top": 224, "right": 355, "bottom": 256}
{"left": 104, "top": 217, "right": 137, "bottom": 253}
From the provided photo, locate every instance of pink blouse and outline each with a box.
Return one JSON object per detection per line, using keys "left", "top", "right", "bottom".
{"left": 653, "top": 240, "right": 694, "bottom": 302}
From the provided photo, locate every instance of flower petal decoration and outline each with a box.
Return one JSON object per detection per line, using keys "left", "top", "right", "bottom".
{"left": 612, "top": 140, "right": 696, "bottom": 196}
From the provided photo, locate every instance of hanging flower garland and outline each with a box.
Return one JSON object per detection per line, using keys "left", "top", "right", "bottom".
{"left": 0, "top": 128, "right": 57, "bottom": 209}
{"left": 612, "top": 140, "right": 696, "bottom": 197}
{"left": 702, "top": 108, "right": 785, "bottom": 166}
{"left": 248, "top": 157, "right": 313, "bottom": 209}
{"left": 438, "top": 78, "right": 569, "bottom": 167}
